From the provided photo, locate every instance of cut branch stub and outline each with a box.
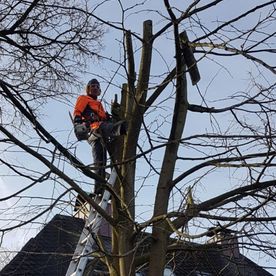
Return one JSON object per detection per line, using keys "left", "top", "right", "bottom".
{"left": 125, "top": 30, "right": 136, "bottom": 96}
{"left": 179, "top": 31, "right": 200, "bottom": 85}
{"left": 136, "top": 20, "right": 153, "bottom": 105}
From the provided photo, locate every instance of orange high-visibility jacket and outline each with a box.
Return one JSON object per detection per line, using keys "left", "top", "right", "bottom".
{"left": 73, "top": 95, "right": 108, "bottom": 130}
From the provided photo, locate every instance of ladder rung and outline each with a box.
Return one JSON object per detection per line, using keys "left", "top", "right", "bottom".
{"left": 87, "top": 217, "right": 101, "bottom": 228}
{"left": 81, "top": 236, "right": 88, "bottom": 245}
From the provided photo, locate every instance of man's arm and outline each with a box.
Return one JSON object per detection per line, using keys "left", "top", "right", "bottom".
{"left": 73, "top": 95, "right": 87, "bottom": 119}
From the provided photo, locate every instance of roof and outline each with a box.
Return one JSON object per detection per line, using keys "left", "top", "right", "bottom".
{"left": 0, "top": 215, "right": 84, "bottom": 276}
{"left": 1, "top": 214, "right": 272, "bottom": 276}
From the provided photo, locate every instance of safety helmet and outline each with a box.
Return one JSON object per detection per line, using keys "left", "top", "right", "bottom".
{"left": 87, "top": 79, "right": 100, "bottom": 86}
{"left": 86, "top": 78, "right": 101, "bottom": 96}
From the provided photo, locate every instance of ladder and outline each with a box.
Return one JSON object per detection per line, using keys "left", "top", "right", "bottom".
{"left": 66, "top": 169, "right": 117, "bottom": 276}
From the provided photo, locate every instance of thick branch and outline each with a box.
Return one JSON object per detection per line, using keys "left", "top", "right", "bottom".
{"left": 0, "top": 125, "right": 117, "bottom": 226}
{"left": 199, "top": 213, "right": 276, "bottom": 222}
{"left": 194, "top": 1, "right": 276, "bottom": 43}
{"left": 193, "top": 43, "right": 276, "bottom": 74}
{"left": 8, "top": 0, "right": 40, "bottom": 32}
{"left": 172, "top": 180, "right": 276, "bottom": 230}
{"left": 145, "top": 68, "right": 176, "bottom": 110}
{"left": 172, "top": 150, "right": 276, "bottom": 186}
{"left": 125, "top": 30, "right": 136, "bottom": 98}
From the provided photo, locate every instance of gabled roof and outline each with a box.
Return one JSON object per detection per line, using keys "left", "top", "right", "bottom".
{"left": 0, "top": 215, "right": 84, "bottom": 276}
{"left": 161, "top": 247, "right": 272, "bottom": 276}
{"left": 1, "top": 214, "right": 272, "bottom": 276}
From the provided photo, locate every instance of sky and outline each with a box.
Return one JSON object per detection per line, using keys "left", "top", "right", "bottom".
{"left": 0, "top": 0, "right": 275, "bottom": 273}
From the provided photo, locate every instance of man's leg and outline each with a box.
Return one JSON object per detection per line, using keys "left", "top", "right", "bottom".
{"left": 91, "top": 138, "right": 107, "bottom": 195}
{"left": 100, "top": 121, "right": 128, "bottom": 137}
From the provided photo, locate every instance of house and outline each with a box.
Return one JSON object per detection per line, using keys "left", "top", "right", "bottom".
{"left": 0, "top": 198, "right": 273, "bottom": 276}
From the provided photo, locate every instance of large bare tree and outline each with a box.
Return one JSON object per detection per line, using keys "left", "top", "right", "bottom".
{"left": 1, "top": 1, "right": 276, "bottom": 275}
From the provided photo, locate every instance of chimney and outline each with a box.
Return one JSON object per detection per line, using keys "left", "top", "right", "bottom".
{"left": 73, "top": 193, "right": 112, "bottom": 237}
{"left": 207, "top": 227, "right": 240, "bottom": 258}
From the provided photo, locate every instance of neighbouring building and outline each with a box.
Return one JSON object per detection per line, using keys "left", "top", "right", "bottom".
{"left": 1, "top": 197, "right": 273, "bottom": 276}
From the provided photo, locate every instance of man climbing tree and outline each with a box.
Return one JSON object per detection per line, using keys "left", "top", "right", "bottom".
{"left": 73, "top": 78, "right": 127, "bottom": 195}
{"left": 1, "top": 1, "right": 275, "bottom": 275}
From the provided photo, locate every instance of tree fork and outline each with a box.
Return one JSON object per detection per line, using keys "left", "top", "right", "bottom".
{"left": 119, "top": 20, "right": 153, "bottom": 276}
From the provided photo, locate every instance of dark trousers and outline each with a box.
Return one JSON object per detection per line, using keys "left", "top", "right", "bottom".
{"left": 90, "top": 138, "right": 107, "bottom": 195}
{"left": 88, "top": 121, "right": 126, "bottom": 195}
{"left": 89, "top": 122, "right": 113, "bottom": 195}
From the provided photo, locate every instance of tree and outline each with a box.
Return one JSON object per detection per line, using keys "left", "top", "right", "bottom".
{"left": 0, "top": 247, "right": 15, "bottom": 270}
{"left": 1, "top": 1, "right": 276, "bottom": 276}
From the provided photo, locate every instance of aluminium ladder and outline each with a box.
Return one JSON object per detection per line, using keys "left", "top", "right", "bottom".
{"left": 66, "top": 169, "right": 117, "bottom": 276}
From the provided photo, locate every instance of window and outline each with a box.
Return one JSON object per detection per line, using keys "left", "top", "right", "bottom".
{"left": 163, "top": 267, "right": 176, "bottom": 276}
{"left": 195, "top": 271, "right": 212, "bottom": 276}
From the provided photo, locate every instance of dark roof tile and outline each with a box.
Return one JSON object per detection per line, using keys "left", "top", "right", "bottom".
{"left": 1, "top": 214, "right": 273, "bottom": 276}
{"left": 1, "top": 215, "right": 84, "bottom": 276}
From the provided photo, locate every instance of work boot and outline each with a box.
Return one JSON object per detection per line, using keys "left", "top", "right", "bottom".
{"left": 94, "top": 182, "right": 104, "bottom": 196}
{"left": 112, "top": 120, "right": 128, "bottom": 136}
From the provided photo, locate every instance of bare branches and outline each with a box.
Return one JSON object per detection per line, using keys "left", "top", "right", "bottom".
{"left": 0, "top": 124, "right": 116, "bottom": 226}
{"left": 193, "top": 42, "right": 276, "bottom": 74}
{"left": 8, "top": 0, "right": 40, "bottom": 32}
{"left": 193, "top": 1, "right": 276, "bottom": 43}
{"left": 0, "top": 0, "right": 104, "bottom": 105}
{"left": 173, "top": 150, "right": 276, "bottom": 186}
{"left": 1, "top": 1, "right": 276, "bottom": 274}
{"left": 152, "top": 0, "right": 222, "bottom": 41}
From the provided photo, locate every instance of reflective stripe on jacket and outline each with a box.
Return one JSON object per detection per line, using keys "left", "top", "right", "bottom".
{"left": 73, "top": 95, "right": 107, "bottom": 129}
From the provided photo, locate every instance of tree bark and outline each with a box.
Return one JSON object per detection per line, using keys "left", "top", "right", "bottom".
{"left": 148, "top": 23, "right": 189, "bottom": 275}
{"left": 119, "top": 20, "right": 153, "bottom": 276}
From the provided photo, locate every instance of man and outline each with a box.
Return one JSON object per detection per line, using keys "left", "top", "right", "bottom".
{"left": 73, "top": 78, "right": 127, "bottom": 195}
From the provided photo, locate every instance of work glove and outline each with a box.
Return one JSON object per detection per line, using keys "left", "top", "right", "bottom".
{"left": 73, "top": 115, "right": 82, "bottom": 125}
{"left": 112, "top": 120, "right": 128, "bottom": 136}
{"left": 105, "top": 112, "right": 112, "bottom": 121}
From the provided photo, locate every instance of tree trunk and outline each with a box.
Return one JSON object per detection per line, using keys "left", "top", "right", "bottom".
{"left": 119, "top": 20, "right": 153, "bottom": 276}
{"left": 148, "top": 27, "right": 189, "bottom": 274}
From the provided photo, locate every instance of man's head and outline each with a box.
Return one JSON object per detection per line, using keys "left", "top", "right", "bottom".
{"left": 86, "top": 78, "right": 101, "bottom": 98}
